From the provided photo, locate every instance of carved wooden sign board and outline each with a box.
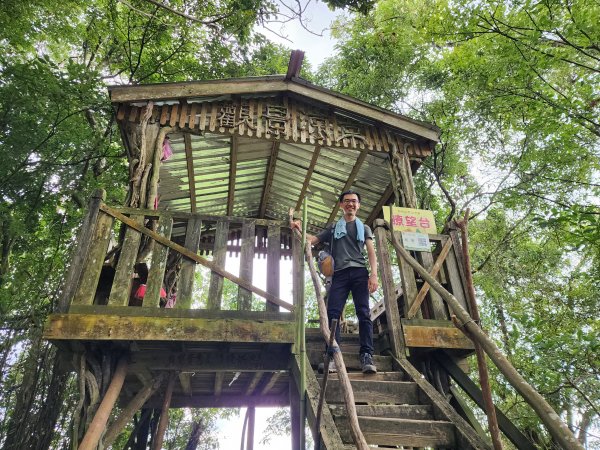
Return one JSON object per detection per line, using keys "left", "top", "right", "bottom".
{"left": 116, "top": 95, "right": 433, "bottom": 158}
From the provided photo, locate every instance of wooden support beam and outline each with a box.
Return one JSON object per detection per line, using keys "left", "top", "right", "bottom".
{"left": 141, "top": 393, "right": 288, "bottom": 409}
{"left": 207, "top": 218, "right": 229, "bottom": 310}
{"left": 373, "top": 223, "right": 405, "bottom": 359}
{"left": 436, "top": 352, "right": 537, "bottom": 450}
{"left": 366, "top": 183, "right": 394, "bottom": 227}
{"left": 177, "top": 216, "right": 202, "bottom": 309}
{"left": 214, "top": 372, "right": 224, "bottom": 396}
{"left": 407, "top": 238, "right": 453, "bottom": 319}
{"left": 179, "top": 373, "right": 192, "bottom": 396}
{"left": 402, "top": 319, "right": 475, "bottom": 350}
{"left": 259, "top": 142, "right": 280, "bottom": 218}
{"left": 246, "top": 406, "right": 256, "bottom": 450}
{"left": 295, "top": 145, "right": 321, "bottom": 212}
{"left": 45, "top": 314, "right": 296, "bottom": 343}
{"left": 260, "top": 372, "right": 281, "bottom": 395}
{"left": 266, "top": 223, "right": 281, "bottom": 312}
{"left": 326, "top": 149, "right": 368, "bottom": 225}
{"left": 226, "top": 136, "right": 237, "bottom": 216}
{"left": 151, "top": 373, "right": 176, "bottom": 450}
{"left": 103, "top": 374, "right": 166, "bottom": 448}
{"left": 98, "top": 205, "right": 294, "bottom": 311}
{"left": 245, "top": 372, "right": 264, "bottom": 396}
{"left": 184, "top": 133, "right": 197, "bottom": 213}
{"left": 238, "top": 219, "right": 255, "bottom": 310}
{"left": 79, "top": 357, "right": 128, "bottom": 450}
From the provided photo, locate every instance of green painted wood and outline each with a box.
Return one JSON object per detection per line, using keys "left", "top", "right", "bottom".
{"left": 207, "top": 219, "right": 229, "bottom": 310}
{"left": 266, "top": 223, "right": 280, "bottom": 312}
{"left": 72, "top": 211, "right": 114, "bottom": 306}
{"left": 177, "top": 216, "right": 202, "bottom": 309}
{"left": 238, "top": 219, "right": 256, "bottom": 310}
{"left": 143, "top": 215, "right": 173, "bottom": 308}
{"left": 109, "top": 215, "right": 144, "bottom": 306}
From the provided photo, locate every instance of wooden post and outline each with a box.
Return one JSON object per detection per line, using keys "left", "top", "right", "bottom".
{"left": 246, "top": 407, "right": 255, "bottom": 450}
{"left": 178, "top": 216, "right": 202, "bottom": 309}
{"left": 103, "top": 374, "right": 166, "bottom": 447}
{"left": 207, "top": 219, "right": 229, "bottom": 310}
{"left": 388, "top": 227, "right": 585, "bottom": 450}
{"left": 373, "top": 222, "right": 405, "bottom": 358}
{"left": 79, "top": 357, "right": 128, "bottom": 450}
{"left": 151, "top": 372, "right": 176, "bottom": 450}
{"left": 455, "top": 210, "right": 503, "bottom": 450}
{"left": 238, "top": 219, "right": 256, "bottom": 310}
{"left": 266, "top": 223, "right": 281, "bottom": 312}
{"left": 289, "top": 373, "right": 302, "bottom": 450}
{"left": 56, "top": 189, "right": 105, "bottom": 313}
{"left": 388, "top": 139, "right": 446, "bottom": 318}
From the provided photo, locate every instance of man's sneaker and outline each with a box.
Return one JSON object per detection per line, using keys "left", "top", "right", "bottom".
{"left": 318, "top": 359, "right": 337, "bottom": 374}
{"left": 360, "top": 353, "right": 377, "bottom": 374}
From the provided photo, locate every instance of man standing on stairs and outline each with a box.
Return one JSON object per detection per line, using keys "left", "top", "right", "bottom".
{"left": 293, "top": 190, "right": 379, "bottom": 374}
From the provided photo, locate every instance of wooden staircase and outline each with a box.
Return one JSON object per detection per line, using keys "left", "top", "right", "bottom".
{"left": 302, "top": 330, "right": 491, "bottom": 449}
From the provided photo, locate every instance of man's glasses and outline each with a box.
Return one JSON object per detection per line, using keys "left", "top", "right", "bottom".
{"left": 342, "top": 199, "right": 359, "bottom": 204}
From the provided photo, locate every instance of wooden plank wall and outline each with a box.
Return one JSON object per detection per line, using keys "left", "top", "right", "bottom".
{"left": 68, "top": 207, "right": 291, "bottom": 314}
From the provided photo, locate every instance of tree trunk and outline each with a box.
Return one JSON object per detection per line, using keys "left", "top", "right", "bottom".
{"left": 3, "top": 334, "right": 44, "bottom": 450}
{"left": 185, "top": 419, "right": 205, "bottom": 450}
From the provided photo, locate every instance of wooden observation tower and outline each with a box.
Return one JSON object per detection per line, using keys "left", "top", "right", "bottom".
{"left": 44, "top": 55, "right": 575, "bottom": 450}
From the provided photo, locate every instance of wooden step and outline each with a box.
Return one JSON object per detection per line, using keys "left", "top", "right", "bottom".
{"left": 325, "top": 380, "right": 420, "bottom": 405}
{"left": 308, "top": 351, "right": 393, "bottom": 372}
{"left": 318, "top": 371, "right": 405, "bottom": 382}
{"left": 330, "top": 403, "right": 434, "bottom": 420}
{"left": 336, "top": 416, "right": 456, "bottom": 447}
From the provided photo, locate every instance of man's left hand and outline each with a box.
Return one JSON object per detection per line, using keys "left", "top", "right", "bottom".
{"left": 368, "top": 274, "right": 379, "bottom": 293}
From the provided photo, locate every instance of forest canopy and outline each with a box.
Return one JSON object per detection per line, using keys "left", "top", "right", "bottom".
{"left": 0, "top": 0, "right": 598, "bottom": 448}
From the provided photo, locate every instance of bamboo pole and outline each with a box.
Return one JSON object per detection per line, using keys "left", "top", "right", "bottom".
{"left": 103, "top": 374, "right": 166, "bottom": 447}
{"left": 151, "top": 372, "right": 176, "bottom": 450}
{"left": 454, "top": 211, "right": 503, "bottom": 450}
{"left": 315, "top": 319, "right": 338, "bottom": 450}
{"left": 387, "top": 223, "right": 584, "bottom": 450}
{"left": 79, "top": 357, "right": 128, "bottom": 450}
{"left": 289, "top": 210, "right": 369, "bottom": 450}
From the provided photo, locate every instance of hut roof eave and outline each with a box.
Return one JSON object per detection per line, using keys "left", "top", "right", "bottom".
{"left": 108, "top": 75, "right": 440, "bottom": 144}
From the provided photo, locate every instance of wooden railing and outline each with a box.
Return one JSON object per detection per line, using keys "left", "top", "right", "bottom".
{"left": 61, "top": 192, "right": 300, "bottom": 315}
{"left": 371, "top": 219, "right": 475, "bottom": 358}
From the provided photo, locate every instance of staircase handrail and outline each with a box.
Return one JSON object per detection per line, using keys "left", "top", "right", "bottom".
{"left": 289, "top": 209, "right": 369, "bottom": 450}
{"left": 386, "top": 220, "right": 584, "bottom": 450}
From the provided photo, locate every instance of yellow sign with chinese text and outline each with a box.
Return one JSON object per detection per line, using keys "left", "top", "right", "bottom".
{"left": 383, "top": 206, "right": 437, "bottom": 234}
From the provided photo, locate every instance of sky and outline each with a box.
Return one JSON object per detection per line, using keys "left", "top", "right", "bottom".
{"left": 259, "top": 0, "right": 339, "bottom": 67}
